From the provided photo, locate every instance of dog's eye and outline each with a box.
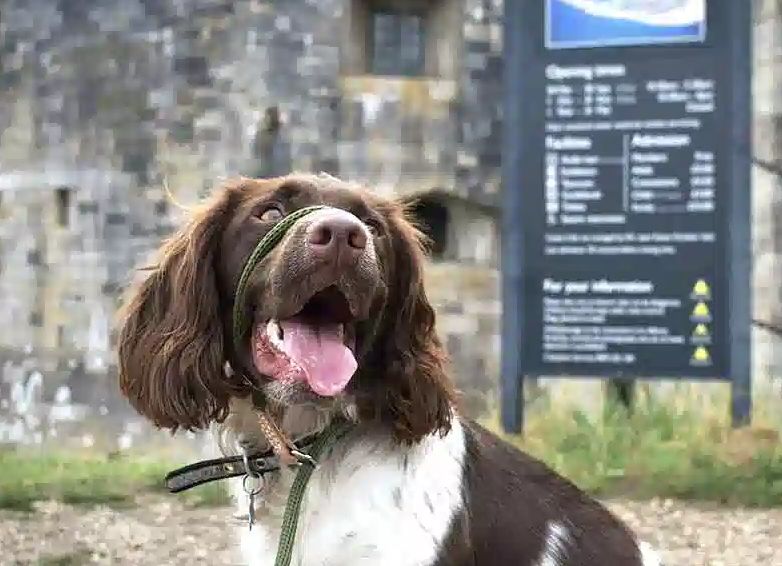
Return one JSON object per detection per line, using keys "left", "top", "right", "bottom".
{"left": 363, "top": 219, "right": 382, "bottom": 236}
{"left": 258, "top": 206, "right": 283, "bottom": 223}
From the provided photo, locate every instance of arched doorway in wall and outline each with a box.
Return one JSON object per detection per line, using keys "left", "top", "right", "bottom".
{"left": 405, "top": 193, "right": 450, "bottom": 260}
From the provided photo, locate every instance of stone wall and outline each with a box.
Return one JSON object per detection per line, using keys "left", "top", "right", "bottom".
{"left": 0, "top": 0, "right": 504, "bottom": 446}
{"left": 426, "top": 262, "right": 499, "bottom": 414}
{"left": 752, "top": 0, "right": 782, "bottom": 388}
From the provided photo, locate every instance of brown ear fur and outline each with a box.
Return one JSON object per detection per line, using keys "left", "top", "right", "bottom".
{"left": 116, "top": 188, "right": 239, "bottom": 431}
{"left": 361, "top": 200, "right": 456, "bottom": 444}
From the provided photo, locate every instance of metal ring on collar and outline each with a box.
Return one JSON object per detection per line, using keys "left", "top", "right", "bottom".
{"left": 242, "top": 472, "right": 264, "bottom": 496}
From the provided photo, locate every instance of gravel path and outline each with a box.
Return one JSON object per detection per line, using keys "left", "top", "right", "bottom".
{"left": 0, "top": 497, "right": 240, "bottom": 566}
{"left": 607, "top": 499, "right": 782, "bottom": 566}
{"left": 1, "top": 497, "right": 781, "bottom": 565}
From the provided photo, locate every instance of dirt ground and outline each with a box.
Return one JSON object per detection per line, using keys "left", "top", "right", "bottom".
{"left": 1, "top": 496, "right": 781, "bottom": 565}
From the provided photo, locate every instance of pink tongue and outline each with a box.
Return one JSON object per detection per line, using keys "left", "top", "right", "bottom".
{"left": 279, "top": 320, "right": 357, "bottom": 396}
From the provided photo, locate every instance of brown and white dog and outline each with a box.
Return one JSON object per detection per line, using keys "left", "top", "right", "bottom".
{"left": 116, "top": 174, "right": 661, "bottom": 566}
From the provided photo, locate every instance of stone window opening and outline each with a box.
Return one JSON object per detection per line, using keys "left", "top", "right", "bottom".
{"left": 368, "top": 3, "right": 427, "bottom": 76}
{"left": 345, "top": 0, "right": 460, "bottom": 79}
{"left": 0, "top": 191, "right": 8, "bottom": 220}
{"left": 55, "top": 187, "right": 72, "bottom": 228}
{"left": 408, "top": 195, "right": 449, "bottom": 260}
{"left": 29, "top": 312, "right": 43, "bottom": 327}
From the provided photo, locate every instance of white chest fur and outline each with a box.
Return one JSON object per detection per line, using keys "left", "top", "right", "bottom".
{"left": 229, "top": 418, "right": 466, "bottom": 566}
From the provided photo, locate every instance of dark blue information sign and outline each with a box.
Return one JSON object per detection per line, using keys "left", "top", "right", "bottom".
{"left": 501, "top": 0, "right": 751, "bottom": 432}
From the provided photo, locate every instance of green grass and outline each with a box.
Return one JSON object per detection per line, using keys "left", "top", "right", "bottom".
{"left": 0, "top": 449, "right": 231, "bottom": 512}
{"left": 34, "top": 548, "right": 93, "bottom": 566}
{"left": 486, "top": 391, "right": 782, "bottom": 507}
{"left": 4, "top": 390, "right": 782, "bottom": 512}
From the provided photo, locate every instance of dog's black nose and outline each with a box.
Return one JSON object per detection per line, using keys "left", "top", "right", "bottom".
{"left": 306, "top": 210, "right": 368, "bottom": 264}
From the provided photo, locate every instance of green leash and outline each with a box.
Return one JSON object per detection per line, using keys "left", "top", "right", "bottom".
{"left": 232, "top": 205, "right": 326, "bottom": 352}
{"left": 274, "top": 419, "right": 353, "bottom": 566}
{"left": 228, "top": 204, "right": 354, "bottom": 565}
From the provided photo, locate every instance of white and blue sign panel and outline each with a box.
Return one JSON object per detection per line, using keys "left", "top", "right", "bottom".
{"left": 501, "top": 0, "right": 752, "bottom": 432}
{"left": 546, "top": 0, "right": 707, "bottom": 49}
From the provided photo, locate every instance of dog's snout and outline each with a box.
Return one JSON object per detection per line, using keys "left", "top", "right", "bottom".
{"left": 307, "top": 221, "right": 366, "bottom": 250}
{"left": 305, "top": 211, "right": 368, "bottom": 264}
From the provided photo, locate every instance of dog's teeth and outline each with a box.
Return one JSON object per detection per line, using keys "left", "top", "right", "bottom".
{"left": 266, "top": 320, "right": 283, "bottom": 346}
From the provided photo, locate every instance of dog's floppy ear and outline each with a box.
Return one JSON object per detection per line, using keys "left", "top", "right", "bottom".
{"left": 116, "top": 186, "right": 240, "bottom": 431}
{"left": 364, "top": 200, "right": 455, "bottom": 444}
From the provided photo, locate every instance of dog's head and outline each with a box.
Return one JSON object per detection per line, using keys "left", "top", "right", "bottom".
{"left": 116, "top": 174, "right": 454, "bottom": 443}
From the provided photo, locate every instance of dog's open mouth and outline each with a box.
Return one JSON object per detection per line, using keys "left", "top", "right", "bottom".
{"left": 251, "top": 286, "right": 358, "bottom": 397}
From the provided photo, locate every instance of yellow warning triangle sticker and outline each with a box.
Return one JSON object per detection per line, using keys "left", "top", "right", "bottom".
{"left": 691, "top": 346, "right": 711, "bottom": 364}
{"left": 692, "top": 302, "right": 710, "bottom": 319}
{"left": 693, "top": 323, "right": 710, "bottom": 337}
{"left": 692, "top": 279, "right": 711, "bottom": 299}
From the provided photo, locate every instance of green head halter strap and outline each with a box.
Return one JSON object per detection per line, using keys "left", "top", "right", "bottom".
{"left": 229, "top": 204, "right": 354, "bottom": 566}
{"left": 231, "top": 205, "right": 327, "bottom": 355}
